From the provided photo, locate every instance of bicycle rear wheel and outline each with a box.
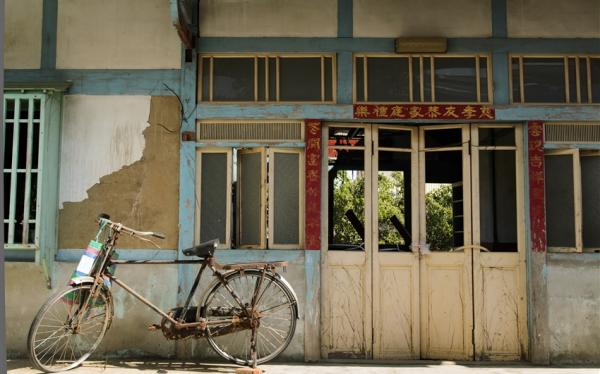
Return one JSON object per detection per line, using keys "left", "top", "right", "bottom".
{"left": 200, "top": 270, "right": 297, "bottom": 366}
{"left": 27, "top": 284, "right": 112, "bottom": 373}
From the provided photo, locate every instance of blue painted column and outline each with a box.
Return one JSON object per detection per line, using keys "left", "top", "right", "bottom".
{"left": 491, "top": 0, "right": 509, "bottom": 105}
{"left": 41, "top": 0, "right": 58, "bottom": 69}
{"left": 177, "top": 50, "right": 197, "bottom": 359}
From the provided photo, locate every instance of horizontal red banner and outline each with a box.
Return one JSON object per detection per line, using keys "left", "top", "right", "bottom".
{"left": 353, "top": 104, "right": 495, "bottom": 120}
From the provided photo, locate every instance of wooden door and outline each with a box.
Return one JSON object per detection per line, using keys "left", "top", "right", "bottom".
{"left": 418, "top": 125, "right": 474, "bottom": 360}
{"left": 371, "top": 126, "right": 420, "bottom": 359}
{"left": 471, "top": 125, "right": 528, "bottom": 360}
{"left": 322, "top": 124, "right": 372, "bottom": 358}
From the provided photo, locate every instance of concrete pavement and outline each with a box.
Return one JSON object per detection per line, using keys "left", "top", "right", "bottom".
{"left": 7, "top": 360, "right": 600, "bottom": 374}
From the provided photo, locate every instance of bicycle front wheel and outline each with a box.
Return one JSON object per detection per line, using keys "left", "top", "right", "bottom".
{"left": 201, "top": 270, "right": 297, "bottom": 366}
{"left": 27, "top": 284, "right": 112, "bottom": 373}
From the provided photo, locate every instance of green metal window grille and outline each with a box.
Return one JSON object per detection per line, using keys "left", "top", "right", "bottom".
{"left": 3, "top": 93, "right": 46, "bottom": 249}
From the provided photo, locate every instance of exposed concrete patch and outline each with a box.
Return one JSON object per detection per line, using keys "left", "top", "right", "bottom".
{"left": 59, "top": 96, "right": 180, "bottom": 249}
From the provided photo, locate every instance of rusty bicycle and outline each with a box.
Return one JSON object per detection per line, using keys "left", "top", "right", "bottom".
{"left": 27, "top": 214, "right": 298, "bottom": 372}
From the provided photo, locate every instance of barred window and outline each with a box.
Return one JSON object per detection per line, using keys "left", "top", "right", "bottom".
{"left": 3, "top": 94, "right": 45, "bottom": 248}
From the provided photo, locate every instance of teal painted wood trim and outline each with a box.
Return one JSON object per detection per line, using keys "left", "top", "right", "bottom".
{"left": 57, "top": 249, "right": 179, "bottom": 262}
{"left": 5, "top": 69, "right": 181, "bottom": 95}
{"left": 197, "top": 142, "right": 305, "bottom": 148}
{"left": 41, "top": 0, "right": 58, "bottom": 69}
{"left": 338, "top": 0, "right": 353, "bottom": 38}
{"left": 39, "top": 93, "right": 62, "bottom": 288}
{"left": 196, "top": 37, "right": 600, "bottom": 53}
{"left": 491, "top": 0, "right": 507, "bottom": 38}
{"left": 493, "top": 52, "right": 510, "bottom": 105}
{"left": 544, "top": 143, "right": 600, "bottom": 150}
{"left": 337, "top": 51, "right": 353, "bottom": 104}
{"left": 196, "top": 104, "right": 600, "bottom": 121}
{"left": 304, "top": 250, "right": 321, "bottom": 360}
{"left": 522, "top": 122, "right": 534, "bottom": 360}
{"left": 547, "top": 252, "right": 600, "bottom": 262}
{"left": 5, "top": 250, "right": 36, "bottom": 262}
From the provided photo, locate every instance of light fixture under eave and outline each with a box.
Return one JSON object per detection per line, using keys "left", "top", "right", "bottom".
{"left": 395, "top": 37, "right": 447, "bottom": 53}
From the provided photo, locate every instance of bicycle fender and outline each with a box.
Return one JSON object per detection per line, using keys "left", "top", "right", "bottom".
{"left": 69, "top": 276, "right": 95, "bottom": 285}
{"left": 274, "top": 274, "right": 300, "bottom": 319}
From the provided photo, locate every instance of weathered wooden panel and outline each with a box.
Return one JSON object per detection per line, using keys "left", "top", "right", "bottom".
{"left": 329, "top": 266, "right": 365, "bottom": 356}
{"left": 379, "top": 266, "right": 415, "bottom": 358}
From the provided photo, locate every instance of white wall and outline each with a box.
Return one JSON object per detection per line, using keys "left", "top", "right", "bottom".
{"left": 57, "top": 0, "right": 181, "bottom": 69}
{"left": 354, "top": 0, "right": 492, "bottom": 37}
{"left": 199, "top": 0, "right": 337, "bottom": 37}
{"left": 4, "top": 0, "right": 43, "bottom": 69}
{"left": 59, "top": 95, "right": 150, "bottom": 206}
{"left": 508, "top": 0, "right": 600, "bottom": 38}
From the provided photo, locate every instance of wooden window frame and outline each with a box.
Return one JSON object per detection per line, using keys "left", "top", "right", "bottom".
{"left": 198, "top": 53, "right": 336, "bottom": 104}
{"left": 353, "top": 53, "right": 493, "bottom": 105}
{"left": 509, "top": 54, "right": 600, "bottom": 105}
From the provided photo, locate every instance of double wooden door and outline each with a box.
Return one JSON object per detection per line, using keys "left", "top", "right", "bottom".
{"left": 321, "top": 123, "right": 527, "bottom": 361}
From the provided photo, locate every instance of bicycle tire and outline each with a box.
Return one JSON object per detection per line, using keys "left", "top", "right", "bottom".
{"left": 200, "top": 270, "right": 297, "bottom": 366}
{"left": 27, "top": 284, "right": 113, "bottom": 373}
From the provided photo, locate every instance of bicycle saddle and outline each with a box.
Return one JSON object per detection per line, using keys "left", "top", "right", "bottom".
{"left": 182, "top": 239, "right": 219, "bottom": 258}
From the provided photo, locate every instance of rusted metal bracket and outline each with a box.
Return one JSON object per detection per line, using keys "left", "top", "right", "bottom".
{"left": 181, "top": 131, "right": 196, "bottom": 141}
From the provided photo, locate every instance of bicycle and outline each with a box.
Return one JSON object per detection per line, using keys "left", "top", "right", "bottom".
{"left": 27, "top": 214, "right": 299, "bottom": 373}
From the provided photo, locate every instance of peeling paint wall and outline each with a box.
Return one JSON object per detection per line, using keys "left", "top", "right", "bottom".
{"left": 354, "top": 0, "right": 492, "bottom": 37}
{"left": 59, "top": 96, "right": 180, "bottom": 249}
{"left": 57, "top": 0, "right": 181, "bottom": 69}
{"left": 4, "top": 0, "right": 43, "bottom": 69}
{"left": 547, "top": 254, "right": 600, "bottom": 364}
{"left": 199, "top": 0, "right": 337, "bottom": 37}
{"left": 507, "top": 0, "right": 600, "bottom": 37}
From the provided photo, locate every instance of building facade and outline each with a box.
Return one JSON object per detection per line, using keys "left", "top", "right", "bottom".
{"left": 4, "top": 0, "right": 600, "bottom": 365}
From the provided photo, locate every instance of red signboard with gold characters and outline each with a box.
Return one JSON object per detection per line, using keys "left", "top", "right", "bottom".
{"left": 304, "top": 120, "right": 321, "bottom": 250}
{"left": 353, "top": 104, "right": 495, "bottom": 120}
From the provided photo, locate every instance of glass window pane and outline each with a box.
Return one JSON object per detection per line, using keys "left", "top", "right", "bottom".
{"left": 201, "top": 58, "right": 210, "bottom": 101}
{"left": 478, "top": 127, "right": 515, "bottom": 146}
{"left": 328, "top": 149, "right": 365, "bottom": 250}
{"left": 434, "top": 57, "right": 478, "bottom": 102}
{"left": 279, "top": 57, "right": 321, "bottom": 101}
{"left": 378, "top": 152, "right": 411, "bottom": 251}
{"left": 568, "top": 58, "right": 577, "bottom": 103}
{"left": 239, "top": 151, "right": 262, "bottom": 247}
{"left": 424, "top": 128, "right": 462, "bottom": 148}
{"left": 355, "top": 57, "right": 365, "bottom": 102}
{"left": 257, "top": 58, "right": 265, "bottom": 101}
{"left": 273, "top": 152, "right": 300, "bottom": 245}
{"left": 582, "top": 155, "right": 600, "bottom": 249}
{"left": 480, "top": 57, "right": 489, "bottom": 102}
{"left": 269, "top": 57, "right": 277, "bottom": 100}
{"left": 545, "top": 155, "right": 575, "bottom": 248}
{"left": 423, "top": 57, "right": 432, "bottom": 101}
{"left": 378, "top": 129, "right": 411, "bottom": 149}
{"left": 479, "top": 151, "right": 517, "bottom": 252}
{"left": 328, "top": 127, "right": 365, "bottom": 147}
{"left": 324, "top": 57, "right": 333, "bottom": 102}
{"left": 512, "top": 57, "right": 521, "bottom": 103}
{"left": 522, "top": 58, "right": 565, "bottom": 103}
{"left": 412, "top": 57, "right": 421, "bottom": 101}
{"left": 200, "top": 153, "right": 228, "bottom": 244}
{"left": 366, "top": 57, "right": 410, "bottom": 102}
{"left": 425, "top": 151, "right": 464, "bottom": 250}
{"left": 590, "top": 58, "right": 600, "bottom": 103}
{"left": 580, "top": 58, "right": 589, "bottom": 103}
{"left": 213, "top": 58, "right": 255, "bottom": 101}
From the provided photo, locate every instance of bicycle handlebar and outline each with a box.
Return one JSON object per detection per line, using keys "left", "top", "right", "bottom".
{"left": 97, "top": 213, "right": 166, "bottom": 240}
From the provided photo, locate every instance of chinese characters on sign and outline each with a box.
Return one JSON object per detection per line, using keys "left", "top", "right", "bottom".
{"left": 353, "top": 104, "right": 495, "bottom": 120}
{"left": 305, "top": 120, "right": 321, "bottom": 250}
{"left": 528, "top": 121, "right": 546, "bottom": 252}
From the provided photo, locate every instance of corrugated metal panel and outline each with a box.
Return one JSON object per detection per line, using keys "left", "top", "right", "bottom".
{"left": 197, "top": 120, "right": 303, "bottom": 141}
{"left": 544, "top": 123, "right": 600, "bottom": 143}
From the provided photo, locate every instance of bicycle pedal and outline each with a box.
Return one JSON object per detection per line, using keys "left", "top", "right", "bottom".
{"left": 147, "top": 324, "right": 161, "bottom": 331}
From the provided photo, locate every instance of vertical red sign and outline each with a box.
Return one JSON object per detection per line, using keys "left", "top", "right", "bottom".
{"left": 528, "top": 121, "right": 547, "bottom": 252}
{"left": 305, "top": 120, "right": 321, "bottom": 250}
